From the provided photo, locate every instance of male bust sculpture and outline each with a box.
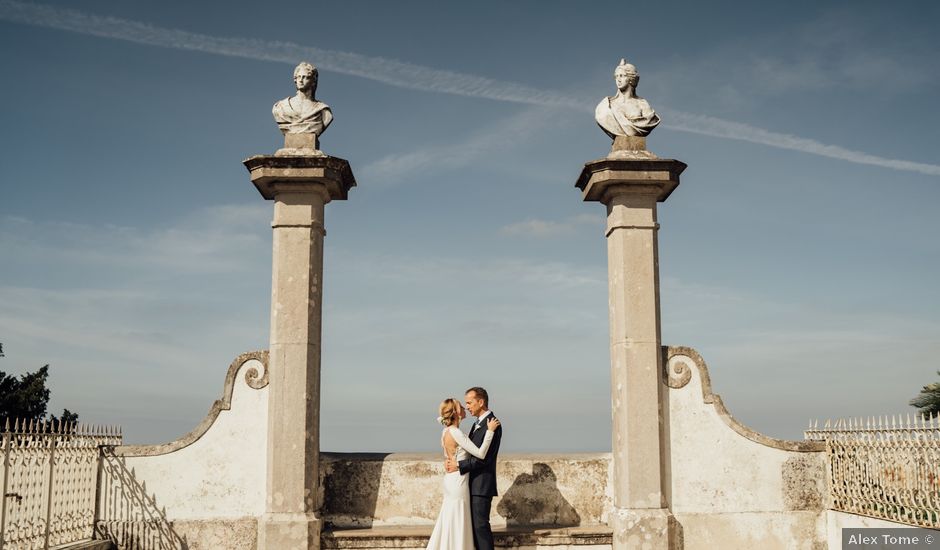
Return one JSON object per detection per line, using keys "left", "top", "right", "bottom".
{"left": 595, "top": 59, "right": 660, "bottom": 138}
{"left": 273, "top": 62, "right": 333, "bottom": 137}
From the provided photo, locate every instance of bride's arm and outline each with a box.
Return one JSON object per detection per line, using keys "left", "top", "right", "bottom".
{"left": 448, "top": 427, "right": 494, "bottom": 460}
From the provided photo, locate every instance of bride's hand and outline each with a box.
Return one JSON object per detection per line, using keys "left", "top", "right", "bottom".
{"left": 486, "top": 418, "right": 500, "bottom": 432}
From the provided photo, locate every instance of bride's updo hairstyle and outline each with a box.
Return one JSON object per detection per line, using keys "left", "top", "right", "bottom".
{"left": 439, "top": 398, "right": 461, "bottom": 427}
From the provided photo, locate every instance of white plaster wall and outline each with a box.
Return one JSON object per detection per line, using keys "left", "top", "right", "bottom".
{"left": 100, "top": 346, "right": 842, "bottom": 550}
{"left": 675, "top": 511, "right": 826, "bottom": 550}
{"left": 666, "top": 352, "right": 826, "bottom": 514}
{"left": 665, "top": 350, "right": 829, "bottom": 548}
{"left": 119, "top": 358, "right": 268, "bottom": 519}
{"left": 826, "top": 510, "right": 920, "bottom": 549}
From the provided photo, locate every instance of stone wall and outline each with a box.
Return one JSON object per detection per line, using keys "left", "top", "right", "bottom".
{"left": 320, "top": 452, "right": 611, "bottom": 529}
{"left": 105, "top": 352, "right": 269, "bottom": 550}
{"left": 315, "top": 347, "right": 833, "bottom": 549}
{"left": 663, "top": 347, "right": 828, "bottom": 549}
{"left": 825, "top": 511, "right": 918, "bottom": 549}
{"left": 99, "top": 351, "right": 616, "bottom": 549}
{"left": 97, "top": 347, "right": 913, "bottom": 549}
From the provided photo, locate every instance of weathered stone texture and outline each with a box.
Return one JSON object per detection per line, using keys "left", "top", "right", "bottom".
{"left": 825, "top": 510, "right": 920, "bottom": 549}
{"left": 171, "top": 519, "right": 259, "bottom": 550}
{"left": 322, "top": 525, "right": 613, "bottom": 550}
{"left": 782, "top": 454, "right": 826, "bottom": 511}
{"left": 320, "top": 453, "right": 610, "bottom": 529}
{"left": 674, "top": 512, "right": 825, "bottom": 550}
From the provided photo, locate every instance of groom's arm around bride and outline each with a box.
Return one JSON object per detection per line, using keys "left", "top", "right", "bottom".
{"left": 446, "top": 387, "right": 502, "bottom": 490}
{"left": 457, "top": 414, "right": 502, "bottom": 491}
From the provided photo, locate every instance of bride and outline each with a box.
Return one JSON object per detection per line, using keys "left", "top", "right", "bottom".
{"left": 426, "top": 398, "right": 500, "bottom": 550}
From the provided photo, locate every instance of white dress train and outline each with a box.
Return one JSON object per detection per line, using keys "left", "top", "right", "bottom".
{"left": 425, "top": 426, "right": 495, "bottom": 550}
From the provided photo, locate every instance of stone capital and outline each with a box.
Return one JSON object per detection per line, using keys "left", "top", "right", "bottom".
{"left": 243, "top": 154, "right": 356, "bottom": 201}
{"left": 575, "top": 158, "right": 686, "bottom": 204}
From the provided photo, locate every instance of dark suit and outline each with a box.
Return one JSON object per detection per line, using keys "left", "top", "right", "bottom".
{"left": 458, "top": 412, "right": 501, "bottom": 550}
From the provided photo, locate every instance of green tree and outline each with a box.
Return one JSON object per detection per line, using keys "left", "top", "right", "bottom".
{"left": 910, "top": 371, "right": 940, "bottom": 420}
{"left": 0, "top": 364, "right": 80, "bottom": 429}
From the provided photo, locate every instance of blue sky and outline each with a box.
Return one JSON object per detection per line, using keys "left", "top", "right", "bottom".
{"left": 1, "top": 0, "right": 938, "bottom": 451}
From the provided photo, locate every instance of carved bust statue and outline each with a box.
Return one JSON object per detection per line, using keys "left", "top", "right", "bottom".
{"left": 273, "top": 62, "right": 333, "bottom": 136}
{"left": 595, "top": 59, "right": 660, "bottom": 138}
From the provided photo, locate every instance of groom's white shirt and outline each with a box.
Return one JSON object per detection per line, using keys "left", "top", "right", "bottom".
{"left": 470, "top": 410, "right": 492, "bottom": 434}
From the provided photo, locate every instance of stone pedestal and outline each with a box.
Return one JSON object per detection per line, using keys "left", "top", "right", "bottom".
{"left": 244, "top": 154, "right": 356, "bottom": 550}
{"left": 575, "top": 155, "right": 686, "bottom": 550}
{"left": 278, "top": 133, "right": 324, "bottom": 157}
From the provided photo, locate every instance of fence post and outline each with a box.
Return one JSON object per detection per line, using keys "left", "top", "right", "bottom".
{"left": 93, "top": 442, "right": 106, "bottom": 541}
{"left": 42, "top": 421, "right": 58, "bottom": 549}
{"left": 0, "top": 418, "right": 10, "bottom": 550}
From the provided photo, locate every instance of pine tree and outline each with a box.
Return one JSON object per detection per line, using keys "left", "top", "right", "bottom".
{"left": 0, "top": 364, "right": 79, "bottom": 428}
{"left": 910, "top": 371, "right": 940, "bottom": 419}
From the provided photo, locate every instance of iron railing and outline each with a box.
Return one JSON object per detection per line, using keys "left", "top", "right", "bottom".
{"left": 806, "top": 414, "right": 940, "bottom": 528}
{"left": 0, "top": 419, "right": 122, "bottom": 549}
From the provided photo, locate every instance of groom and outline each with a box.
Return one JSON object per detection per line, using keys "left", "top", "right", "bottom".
{"left": 446, "top": 387, "right": 502, "bottom": 550}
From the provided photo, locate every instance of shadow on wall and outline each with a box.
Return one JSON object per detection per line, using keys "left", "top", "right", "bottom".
{"left": 497, "top": 463, "right": 580, "bottom": 527}
{"left": 96, "top": 448, "right": 189, "bottom": 549}
{"left": 321, "top": 453, "right": 392, "bottom": 529}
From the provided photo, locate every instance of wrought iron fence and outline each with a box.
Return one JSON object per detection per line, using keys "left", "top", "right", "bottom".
{"left": 0, "top": 419, "right": 122, "bottom": 549}
{"left": 806, "top": 414, "right": 940, "bottom": 528}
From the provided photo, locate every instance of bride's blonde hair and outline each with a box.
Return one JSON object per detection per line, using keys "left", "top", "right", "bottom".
{"left": 439, "top": 398, "right": 461, "bottom": 427}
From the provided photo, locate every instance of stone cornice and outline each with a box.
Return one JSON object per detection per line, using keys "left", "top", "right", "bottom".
{"left": 115, "top": 350, "right": 269, "bottom": 457}
{"left": 243, "top": 154, "right": 356, "bottom": 201}
{"left": 664, "top": 346, "right": 825, "bottom": 453}
{"left": 575, "top": 157, "right": 687, "bottom": 203}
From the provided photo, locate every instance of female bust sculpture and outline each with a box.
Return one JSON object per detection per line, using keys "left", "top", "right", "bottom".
{"left": 595, "top": 59, "right": 660, "bottom": 138}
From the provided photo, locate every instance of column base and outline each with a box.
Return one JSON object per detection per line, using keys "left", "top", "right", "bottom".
{"left": 610, "top": 507, "right": 681, "bottom": 550}
{"left": 257, "top": 512, "right": 321, "bottom": 550}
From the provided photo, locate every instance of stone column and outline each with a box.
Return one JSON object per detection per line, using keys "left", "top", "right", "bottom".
{"left": 575, "top": 137, "right": 685, "bottom": 549}
{"left": 244, "top": 151, "right": 355, "bottom": 550}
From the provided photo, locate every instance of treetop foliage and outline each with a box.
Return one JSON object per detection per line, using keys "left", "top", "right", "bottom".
{"left": 909, "top": 370, "right": 940, "bottom": 420}
{"left": 0, "top": 362, "right": 79, "bottom": 429}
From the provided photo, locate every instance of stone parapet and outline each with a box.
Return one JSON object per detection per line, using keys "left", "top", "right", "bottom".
{"left": 320, "top": 453, "right": 611, "bottom": 529}
{"left": 90, "top": 346, "right": 831, "bottom": 550}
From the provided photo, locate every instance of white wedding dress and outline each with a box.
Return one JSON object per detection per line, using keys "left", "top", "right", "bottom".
{"left": 425, "top": 426, "right": 495, "bottom": 550}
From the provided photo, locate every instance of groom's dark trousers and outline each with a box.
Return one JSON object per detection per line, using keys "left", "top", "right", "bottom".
{"left": 458, "top": 414, "right": 502, "bottom": 550}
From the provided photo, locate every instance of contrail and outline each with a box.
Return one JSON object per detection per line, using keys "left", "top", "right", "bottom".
{"left": 0, "top": 0, "right": 577, "bottom": 107}
{"left": 2, "top": 0, "right": 938, "bottom": 177}
{"left": 666, "top": 112, "right": 940, "bottom": 176}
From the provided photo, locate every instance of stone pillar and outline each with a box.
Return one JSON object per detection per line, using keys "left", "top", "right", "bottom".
{"left": 575, "top": 139, "right": 685, "bottom": 549}
{"left": 244, "top": 152, "right": 355, "bottom": 550}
